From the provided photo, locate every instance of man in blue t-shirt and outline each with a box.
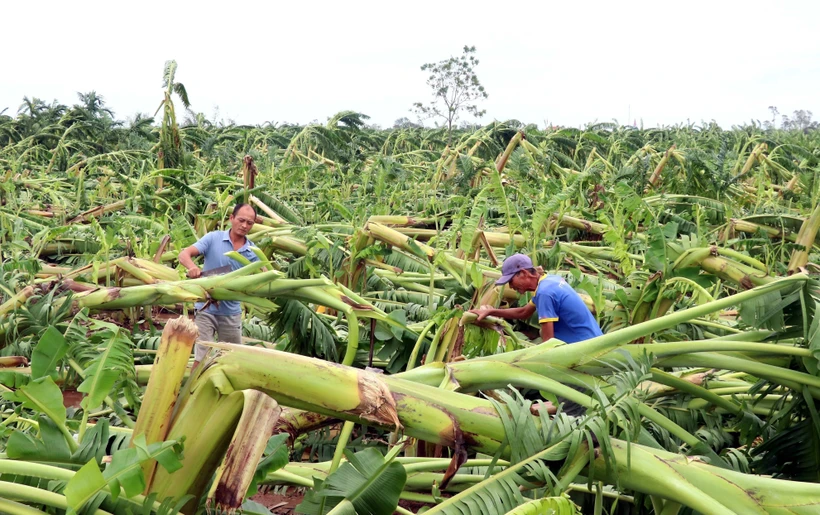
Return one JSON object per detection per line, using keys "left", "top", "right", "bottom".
{"left": 469, "top": 254, "right": 602, "bottom": 344}
{"left": 177, "top": 203, "right": 260, "bottom": 367}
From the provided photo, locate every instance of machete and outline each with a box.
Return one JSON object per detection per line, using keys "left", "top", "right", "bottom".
{"left": 200, "top": 265, "right": 232, "bottom": 278}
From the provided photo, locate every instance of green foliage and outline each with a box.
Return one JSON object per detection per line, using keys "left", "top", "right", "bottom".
{"left": 7, "top": 416, "right": 72, "bottom": 462}
{"left": 4, "top": 376, "right": 68, "bottom": 430}
{"left": 73, "top": 318, "right": 140, "bottom": 415}
{"left": 64, "top": 435, "right": 184, "bottom": 512}
{"left": 296, "top": 447, "right": 406, "bottom": 515}
{"left": 3, "top": 287, "right": 73, "bottom": 357}
{"left": 505, "top": 496, "right": 579, "bottom": 515}
{"left": 30, "top": 325, "right": 68, "bottom": 379}
{"left": 268, "top": 298, "right": 341, "bottom": 361}
{"left": 3, "top": 90, "right": 820, "bottom": 514}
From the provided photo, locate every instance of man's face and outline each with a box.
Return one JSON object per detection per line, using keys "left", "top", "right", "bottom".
{"left": 230, "top": 206, "right": 256, "bottom": 237}
{"left": 508, "top": 269, "right": 538, "bottom": 294}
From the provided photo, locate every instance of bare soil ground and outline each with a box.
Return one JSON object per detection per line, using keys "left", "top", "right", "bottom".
{"left": 62, "top": 389, "right": 83, "bottom": 408}
{"left": 250, "top": 490, "right": 304, "bottom": 513}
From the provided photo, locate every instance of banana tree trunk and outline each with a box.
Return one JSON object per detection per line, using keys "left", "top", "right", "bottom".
{"left": 788, "top": 203, "right": 820, "bottom": 273}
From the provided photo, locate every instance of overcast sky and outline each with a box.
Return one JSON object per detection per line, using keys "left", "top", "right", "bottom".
{"left": 3, "top": 0, "right": 819, "bottom": 129}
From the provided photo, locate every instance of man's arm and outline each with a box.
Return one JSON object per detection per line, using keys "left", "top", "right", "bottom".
{"left": 178, "top": 246, "right": 202, "bottom": 278}
{"left": 470, "top": 303, "right": 535, "bottom": 322}
{"left": 540, "top": 321, "right": 555, "bottom": 342}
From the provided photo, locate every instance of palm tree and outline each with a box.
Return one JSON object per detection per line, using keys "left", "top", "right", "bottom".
{"left": 76, "top": 91, "right": 114, "bottom": 119}
{"left": 16, "top": 97, "right": 65, "bottom": 135}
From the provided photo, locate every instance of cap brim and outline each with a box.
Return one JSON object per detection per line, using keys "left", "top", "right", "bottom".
{"left": 495, "top": 273, "right": 516, "bottom": 286}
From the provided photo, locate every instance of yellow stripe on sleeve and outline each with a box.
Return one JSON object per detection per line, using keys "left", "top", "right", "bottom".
{"left": 539, "top": 317, "right": 558, "bottom": 323}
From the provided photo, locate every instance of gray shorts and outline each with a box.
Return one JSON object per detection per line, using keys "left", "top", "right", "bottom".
{"left": 193, "top": 312, "right": 243, "bottom": 361}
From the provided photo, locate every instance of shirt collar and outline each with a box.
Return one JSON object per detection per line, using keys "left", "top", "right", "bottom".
{"left": 221, "top": 230, "right": 253, "bottom": 251}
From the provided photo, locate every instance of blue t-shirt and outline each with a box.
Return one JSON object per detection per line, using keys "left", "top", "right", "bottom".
{"left": 530, "top": 275, "right": 602, "bottom": 343}
{"left": 193, "top": 230, "right": 259, "bottom": 315}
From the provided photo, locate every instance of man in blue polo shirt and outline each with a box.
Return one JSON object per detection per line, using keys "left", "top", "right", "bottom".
{"left": 469, "top": 253, "right": 602, "bottom": 344}
{"left": 178, "top": 203, "right": 260, "bottom": 367}
{"left": 471, "top": 253, "right": 602, "bottom": 416}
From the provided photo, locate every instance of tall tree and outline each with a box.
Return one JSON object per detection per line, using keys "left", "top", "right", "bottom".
{"left": 392, "top": 117, "right": 422, "bottom": 129}
{"left": 412, "top": 45, "right": 488, "bottom": 142}
{"left": 782, "top": 110, "right": 818, "bottom": 131}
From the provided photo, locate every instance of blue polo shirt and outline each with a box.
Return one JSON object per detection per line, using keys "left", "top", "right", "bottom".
{"left": 529, "top": 275, "right": 602, "bottom": 343}
{"left": 193, "top": 230, "right": 259, "bottom": 315}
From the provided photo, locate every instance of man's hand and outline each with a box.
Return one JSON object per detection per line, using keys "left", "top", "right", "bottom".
{"left": 178, "top": 246, "right": 202, "bottom": 278}
{"left": 468, "top": 306, "right": 493, "bottom": 322}
{"left": 468, "top": 303, "right": 535, "bottom": 323}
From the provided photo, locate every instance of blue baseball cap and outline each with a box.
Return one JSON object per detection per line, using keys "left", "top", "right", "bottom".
{"left": 495, "top": 254, "right": 534, "bottom": 285}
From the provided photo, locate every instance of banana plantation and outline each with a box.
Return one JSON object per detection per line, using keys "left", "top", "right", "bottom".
{"left": 1, "top": 76, "right": 820, "bottom": 515}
